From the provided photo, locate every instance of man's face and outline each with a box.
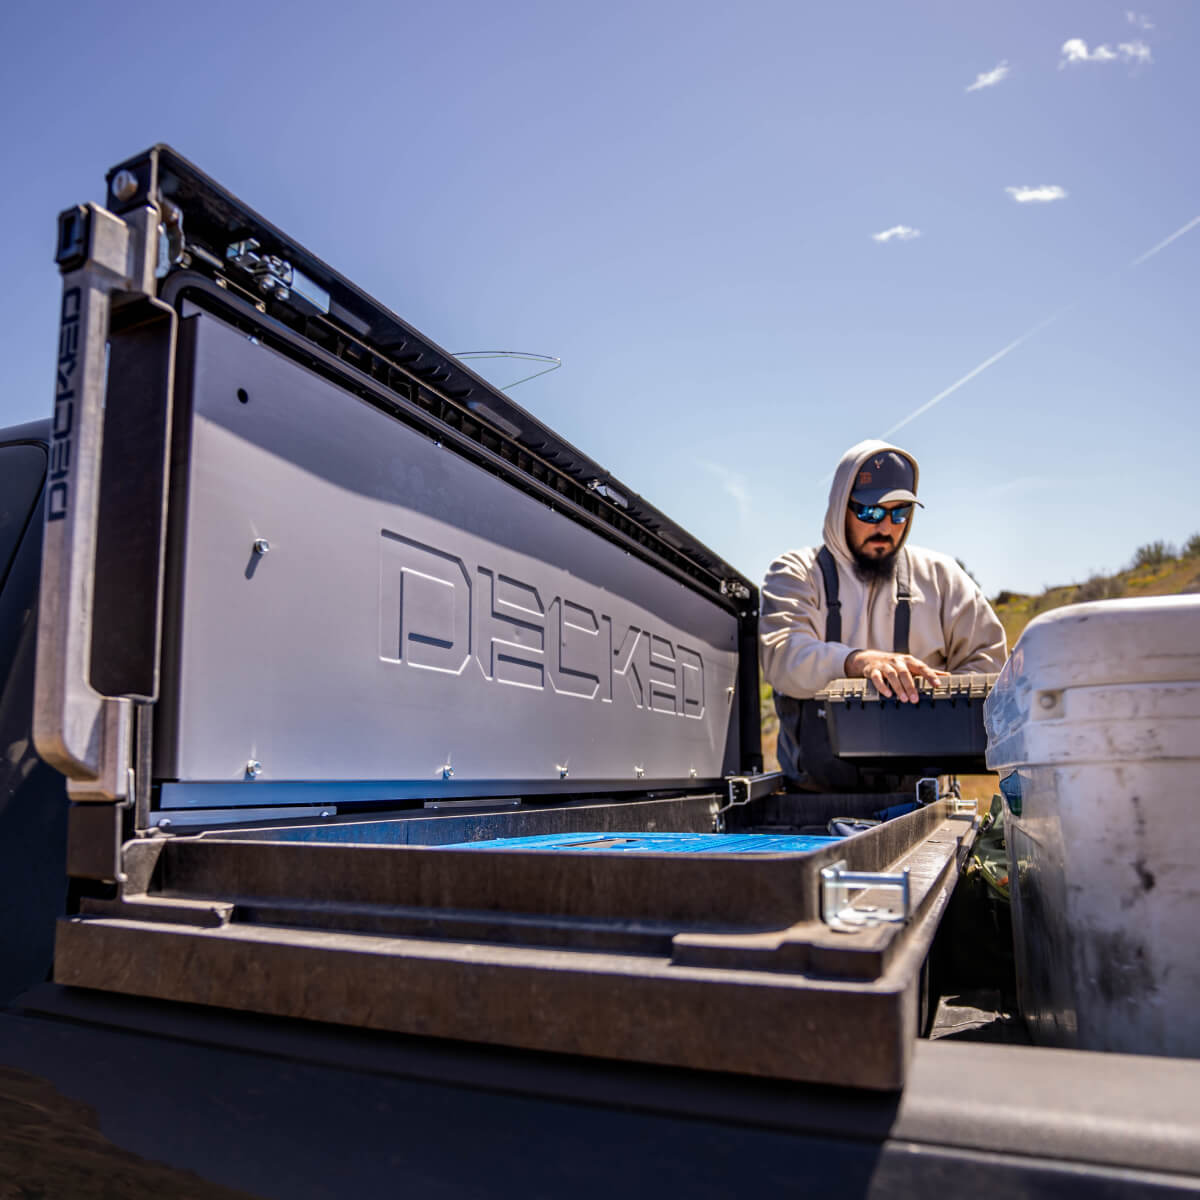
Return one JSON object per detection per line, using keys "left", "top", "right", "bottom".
{"left": 845, "top": 502, "right": 908, "bottom": 561}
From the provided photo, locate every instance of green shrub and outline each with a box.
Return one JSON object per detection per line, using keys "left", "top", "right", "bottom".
{"left": 1184, "top": 533, "right": 1200, "bottom": 558}
{"left": 1132, "top": 541, "right": 1176, "bottom": 570}
{"left": 1074, "top": 574, "right": 1124, "bottom": 603}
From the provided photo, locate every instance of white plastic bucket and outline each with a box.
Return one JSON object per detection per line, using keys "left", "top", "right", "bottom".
{"left": 984, "top": 595, "right": 1200, "bottom": 1056}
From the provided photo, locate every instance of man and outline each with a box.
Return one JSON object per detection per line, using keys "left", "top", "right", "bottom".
{"left": 760, "top": 439, "right": 1006, "bottom": 790}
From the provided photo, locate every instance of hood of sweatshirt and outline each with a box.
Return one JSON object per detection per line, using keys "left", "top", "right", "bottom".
{"left": 822, "top": 439, "right": 921, "bottom": 568}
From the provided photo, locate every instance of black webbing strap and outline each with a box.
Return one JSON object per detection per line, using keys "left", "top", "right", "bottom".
{"left": 893, "top": 547, "right": 912, "bottom": 654}
{"left": 818, "top": 544, "right": 912, "bottom": 652}
{"left": 817, "top": 545, "right": 841, "bottom": 643}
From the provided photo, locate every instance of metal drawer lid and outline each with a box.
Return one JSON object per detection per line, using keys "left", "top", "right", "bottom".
{"left": 816, "top": 673, "right": 998, "bottom": 704}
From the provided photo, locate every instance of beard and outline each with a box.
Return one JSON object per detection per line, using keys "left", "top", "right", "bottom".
{"left": 851, "top": 541, "right": 898, "bottom": 583}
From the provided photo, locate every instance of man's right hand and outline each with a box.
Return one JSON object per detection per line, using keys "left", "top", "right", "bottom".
{"left": 843, "top": 649, "right": 949, "bottom": 703}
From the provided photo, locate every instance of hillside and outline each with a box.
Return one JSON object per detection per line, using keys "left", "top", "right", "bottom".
{"left": 989, "top": 542, "right": 1200, "bottom": 647}
{"left": 760, "top": 539, "right": 1200, "bottom": 783}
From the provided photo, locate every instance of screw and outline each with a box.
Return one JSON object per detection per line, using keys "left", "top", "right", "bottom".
{"left": 557, "top": 765, "right": 569, "bottom": 780}
{"left": 635, "top": 765, "right": 645, "bottom": 779}
{"left": 689, "top": 767, "right": 698, "bottom": 779}
{"left": 253, "top": 538, "right": 271, "bottom": 555}
{"left": 157, "top": 817, "right": 172, "bottom": 831}
{"left": 112, "top": 169, "right": 139, "bottom": 203}
{"left": 246, "top": 760, "right": 262, "bottom": 779}
{"left": 441, "top": 764, "right": 454, "bottom": 780}
{"left": 319, "top": 810, "right": 332, "bottom": 819}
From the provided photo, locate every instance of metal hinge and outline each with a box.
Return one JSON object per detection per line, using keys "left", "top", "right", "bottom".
{"left": 820, "top": 860, "right": 912, "bottom": 931}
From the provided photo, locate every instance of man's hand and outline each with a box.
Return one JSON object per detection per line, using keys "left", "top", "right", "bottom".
{"left": 843, "top": 649, "right": 949, "bottom": 703}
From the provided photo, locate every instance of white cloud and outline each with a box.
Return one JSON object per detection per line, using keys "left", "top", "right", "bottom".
{"left": 1126, "top": 10, "right": 1155, "bottom": 30}
{"left": 1006, "top": 185, "right": 1068, "bottom": 204}
{"left": 871, "top": 225, "right": 922, "bottom": 243}
{"left": 1119, "top": 39, "right": 1153, "bottom": 64}
{"left": 966, "top": 61, "right": 1010, "bottom": 92}
{"left": 1060, "top": 36, "right": 1152, "bottom": 66}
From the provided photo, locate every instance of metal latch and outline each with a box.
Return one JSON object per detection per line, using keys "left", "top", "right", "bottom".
{"left": 821, "top": 860, "right": 911, "bottom": 930}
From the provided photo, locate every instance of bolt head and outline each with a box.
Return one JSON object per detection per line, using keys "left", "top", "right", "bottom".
{"left": 245, "top": 760, "right": 262, "bottom": 779}
{"left": 112, "top": 169, "right": 139, "bottom": 203}
{"left": 157, "top": 818, "right": 172, "bottom": 831}
{"left": 441, "top": 765, "right": 454, "bottom": 780}
{"left": 253, "top": 538, "right": 271, "bottom": 555}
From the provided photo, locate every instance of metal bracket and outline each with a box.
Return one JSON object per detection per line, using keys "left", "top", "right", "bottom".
{"left": 916, "top": 776, "right": 975, "bottom": 820}
{"left": 226, "top": 238, "right": 293, "bottom": 301}
{"left": 586, "top": 479, "right": 629, "bottom": 509}
{"left": 713, "top": 771, "right": 783, "bottom": 832}
{"left": 820, "top": 859, "right": 912, "bottom": 930}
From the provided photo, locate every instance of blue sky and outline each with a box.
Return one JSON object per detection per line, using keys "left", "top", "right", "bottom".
{"left": 1, "top": 1, "right": 1196, "bottom": 596}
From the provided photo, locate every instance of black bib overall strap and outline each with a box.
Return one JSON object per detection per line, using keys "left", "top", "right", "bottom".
{"left": 775, "top": 545, "right": 917, "bottom": 791}
{"left": 816, "top": 546, "right": 842, "bottom": 643}
{"left": 893, "top": 547, "right": 912, "bottom": 654}
{"left": 816, "top": 544, "right": 911, "bottom": 653}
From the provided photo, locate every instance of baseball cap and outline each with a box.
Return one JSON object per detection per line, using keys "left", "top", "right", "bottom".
{"left": 849, "top": 451, "right": 923, "bottom": 507}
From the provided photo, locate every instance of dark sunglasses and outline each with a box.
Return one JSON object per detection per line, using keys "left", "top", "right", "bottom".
{"left": 848, "top": 501, "right": 913, "bottom": 526}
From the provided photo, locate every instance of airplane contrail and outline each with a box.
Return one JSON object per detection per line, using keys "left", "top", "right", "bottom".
{"left": 879, "top": 308, "right": 1070, "bottom": 439}
{"left": 1129, "top": 214, "right": 1200, "bottom": 267}
{"left": 873, "top": 212, "right": 1200, "bottom": 441}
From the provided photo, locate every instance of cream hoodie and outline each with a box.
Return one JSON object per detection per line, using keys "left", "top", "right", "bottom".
{"left": 760, "top": 439, "right": 1007, "bottom": 699}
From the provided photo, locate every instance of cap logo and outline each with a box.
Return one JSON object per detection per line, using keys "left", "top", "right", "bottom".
{"left": 858, "top": 470, "right": 872, "bottom": 485}
{"left": 874, "top": 457, "right": 886, "bottom": 469}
